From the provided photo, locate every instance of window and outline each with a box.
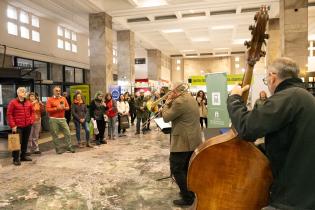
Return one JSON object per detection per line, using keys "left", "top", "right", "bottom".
{"left": 6, "top": 5, "right": 40, "bottom": 42}
{"left": 65, "top": 41, "right": 71, "bottom": 51}
{"left": 71, "top": 32, "right": 77, "bottom": 41}
{"left": 7, "top": 22, "right": 18, "bottom": 36}
{"left": 75, "top": 68, "right": 83, "bottom": 83}
{"left": 57, "top": 26, "right": 63, "bottom": 36}
{"left": 31, "top": 15, "right": 39, "bottom": 27}
{"left": 32, "top": 30, "right": 40, "bottom": 42}
{"left": 19, "top": 10, "right": 29, "bottom": 24}
{"left": 20, "top": 26, "right": 29, "bottom": 39}
{"left": 57, "top": 39, "right": 64, "bottom": 49}
{"left": 65, "top": 66, "right": 75, "bottom": 82}
{"left": 57, "top": 26, "right": 78, "bottom": 53}
{"left": 65, "top": 29, "right": 71, "bottom": 39}
{"left": 72, "top": 44, "right": 77, "bottom": 53}
{"left": 7, "top": 5, "right": 17, "bottom": 19}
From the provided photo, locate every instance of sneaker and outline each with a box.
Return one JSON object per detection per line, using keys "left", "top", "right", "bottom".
{"left": 33, "top": 151, "right": 41, "bottom": 155}
{"left": 20, "top": 156, "right": 32, "bottom": 161}
{"left": 13, "top": 160, "right": 21, "bottom": 166}
{"left": 173, "top": 199, "right": 194, "bottom": 207}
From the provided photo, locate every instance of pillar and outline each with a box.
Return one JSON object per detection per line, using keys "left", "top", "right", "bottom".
{"left": 147, "top": 49, "right": 161, "bottom": 80}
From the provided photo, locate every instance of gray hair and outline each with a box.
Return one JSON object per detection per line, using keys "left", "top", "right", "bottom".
{"left": 269, "top": 57, "right": 299, "bottom": 80}
{"left": 16, "top": 87, "right": 26, "bottom": 95}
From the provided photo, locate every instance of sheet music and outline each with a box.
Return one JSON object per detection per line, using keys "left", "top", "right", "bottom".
{"left": 154, "top": 117, "right": 172, "bottom": 129}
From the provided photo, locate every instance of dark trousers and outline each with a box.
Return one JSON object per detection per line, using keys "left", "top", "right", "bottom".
{"left": 95, "top": 119, "right": 105, "bottom": 143}
{"left": 170, "top": 151, "right": 195, "bottom": 202}
{"left": 130, "top": 112, "right": 136, "bottom": 124}
{"left": 117, "top": 115, "right": 126, "bottom": 134}
{"left": 12, "top": 126, "right": 32, "bottom": 160}
{"left": 136, "top": 117, "right": 146, "bottom": 133}
{"left": 65, "top": 111, "right": 71, "bottom": 125}
{"left": 74, "top": 120, "right": 90, "bottom": 143}
{"left": 200, "top": 117, "right": 208, "bottom": 128}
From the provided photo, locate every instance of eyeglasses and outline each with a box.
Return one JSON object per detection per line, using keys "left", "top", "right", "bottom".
{"left": 262, "top": 72, "right": 276, "bottom": 85}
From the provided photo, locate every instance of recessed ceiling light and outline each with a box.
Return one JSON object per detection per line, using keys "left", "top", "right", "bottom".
{"left": 162, "top": 29, "right": 183, "bottom": 33}
{"left": 211, "top": 25, "right": 234, "bottom": 30}
{"left": 235, "top": 57, "right": 240, "bottom": 62}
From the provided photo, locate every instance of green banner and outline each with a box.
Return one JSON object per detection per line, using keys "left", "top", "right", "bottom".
{"left": 206, "top": 73, "right": 230, "bottom": 128}
{"left": 70, "top": 85, "right": 90, "bottom": 105}
{"left": 191, "top": 76, "right": 206, "bottom": 86}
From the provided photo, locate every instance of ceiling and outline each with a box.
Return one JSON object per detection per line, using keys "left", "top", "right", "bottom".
{"left": 7, "top": 0, "right": 315, "bottom": 57}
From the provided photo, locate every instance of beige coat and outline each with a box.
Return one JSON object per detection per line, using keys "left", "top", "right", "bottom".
{"left": 162, "top": 93, "right": 202, "bottom": 152}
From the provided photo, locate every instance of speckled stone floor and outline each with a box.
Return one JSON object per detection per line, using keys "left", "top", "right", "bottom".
{"left": 0, "top": 124, "right": 194, "bottom": 210}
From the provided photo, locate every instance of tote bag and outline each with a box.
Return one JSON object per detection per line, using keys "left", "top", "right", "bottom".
{"left": 8, "top": 133, "right": 21, "bottom": 151}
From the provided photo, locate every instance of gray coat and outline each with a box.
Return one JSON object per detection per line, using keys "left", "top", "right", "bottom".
{"left": 162, "top": 92, "right": 202, "bottom": 152}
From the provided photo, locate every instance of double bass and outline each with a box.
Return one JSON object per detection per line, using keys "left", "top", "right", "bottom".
{"left": 187, "top": 6, "right": 273, "bottom": 210}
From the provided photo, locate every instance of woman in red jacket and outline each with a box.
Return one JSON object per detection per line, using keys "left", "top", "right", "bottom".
{"left": 6, "top": 87, "right": 34, "bottom": 166}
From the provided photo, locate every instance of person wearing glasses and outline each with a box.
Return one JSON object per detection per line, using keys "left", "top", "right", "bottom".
{"left": 227, "top": 57, "right": 315, "bottom": 210}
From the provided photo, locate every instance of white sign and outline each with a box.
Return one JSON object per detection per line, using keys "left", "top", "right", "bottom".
{"left": 212, "top": 92, "right": 221, "bottom": 106}
{"left": 0, "top": 107, "right": 3, "bottom": 126}
{"left": 0, "top": 85, "right": 2, "bottom": 104}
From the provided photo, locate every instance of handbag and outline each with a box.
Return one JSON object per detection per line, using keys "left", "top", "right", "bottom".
{"left": 120, "top": 115, "right": 130, "bottom": 129}
{"left": 8, "top": 133, "right": 21, "bottom": 151}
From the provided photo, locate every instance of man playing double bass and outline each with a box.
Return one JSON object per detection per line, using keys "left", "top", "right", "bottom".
{"left": 227, "top": 57, "right": 315, "bottom": 210}
{"left": 161, "top": 83, "right": 202, "bottom": 207}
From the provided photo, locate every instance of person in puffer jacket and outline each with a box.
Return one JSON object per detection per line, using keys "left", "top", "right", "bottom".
{"left": 7, "top": 87, "right": 34, "bottom": 166}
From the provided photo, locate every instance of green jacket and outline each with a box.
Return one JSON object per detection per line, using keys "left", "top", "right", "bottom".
{"left": 135, "top": 96, "right": 147, "bottom": 118}
{"left": 227, "top": 78, "right": 315, "bottom": 210}
{"left": 162, "top": 92, "right": 202, "bottom": 152}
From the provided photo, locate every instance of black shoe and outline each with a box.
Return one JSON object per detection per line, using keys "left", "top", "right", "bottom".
{"left": 67, "top": 147, "right": 75, "bottom": 153}
{"left": 100, "top": 140, "right": 106, "bottom": 144}
{"left": 20, "top": 156, "right": 32, "bottom": 161}
{"left": 96, "top": 141, "right": 101, "bottom": 145}
{"left": 135, "top": 132, "right": 140, "bottom": 135}
{"left": 25, "top": 152, "right": 31, "bottom": 156}
{"left": 13, "top": 160, "right": 21, "bottom": 166}
{"left": 56, "top": 149, "right": 63, "bottom": 154}
{"left": 33, "top": 151, "right": 41, "bottom": 155}
{"left": 173, "top": 199, "right": 194, "bottom": 207}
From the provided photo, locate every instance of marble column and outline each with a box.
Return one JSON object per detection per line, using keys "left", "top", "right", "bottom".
{"left": 280, "top": 0, "right": 308, "bottom": 71}
{"left": 147, "top": 49, "right": 161, "bottom": 81}
{"left": 267, "top": 18, "right": 281, "bottom": 65}
{"left": 89, "top": 12, "right": 113, "bottom": 95}
{"left": 117, "top": 30, "right": 135, "bottom": 82}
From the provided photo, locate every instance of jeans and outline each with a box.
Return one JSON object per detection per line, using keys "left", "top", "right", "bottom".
{"left": 170, "top": 151, "right": 195, "bottom": 202}
{"left": 28, "top": 120, "right": 41, "bottom": 152}
{"left": 107, "top": 116, "right": 116, "bottom": 138}
{"left": 12, "top": 126, "right": 32, "bottom": 161}
{"left": 130, "top": 112, "right": 136, "bottom": 124}
{"left": 74, "top": 120, "right": 90, "bottom": 143}
{"left": 49, "top": 118, "right": 72, "bottom": 151}
{"left": 136, "top": 117, "right": 146, "bottom": 133}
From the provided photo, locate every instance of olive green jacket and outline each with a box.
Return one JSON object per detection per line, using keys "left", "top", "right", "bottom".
{"left": 162, "top": 93, "right": 202, "bottom": 152}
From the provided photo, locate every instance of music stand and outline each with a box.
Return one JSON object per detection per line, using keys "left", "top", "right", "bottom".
{"left": 154, "top": 118, "right": 173, "bottom": 181}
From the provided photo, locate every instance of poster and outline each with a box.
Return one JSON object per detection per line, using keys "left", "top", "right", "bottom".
{"left": 206, "top": 73, "right": 230, "bottom": 128}
{"left": 70, "top": 85, "right": 90, "bottom": 105}
{"left": 109, "top": 85, "right": 121, "bottom": 101}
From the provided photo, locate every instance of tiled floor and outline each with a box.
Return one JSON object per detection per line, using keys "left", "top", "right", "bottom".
{"left": 0, "top": 124, "right": 194, "bottom": 210}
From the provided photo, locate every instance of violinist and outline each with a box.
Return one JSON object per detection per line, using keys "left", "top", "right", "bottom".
{"left": 161, "top": 83, "right": 202, "bottom": 207}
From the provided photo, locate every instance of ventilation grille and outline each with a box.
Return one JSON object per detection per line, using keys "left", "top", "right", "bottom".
{"left": 170, "top": 54, "right": 183, "bottom": 57}
{"left": 241, "top": 7, "right": 260, "bottom": 13}
{"left": 186, "top": 53, "right": 198, "bottom": 56}
{"left": 231, "top": 51, "right": 245, "bottom": 54}
{"left": 127, "top": 17, "right": 150, "bottom": 23}
{"left": 214, "top": 52, "right": 229, "bottom": 55}
{"left": 200, "top": 53, "right": 213, "bottom": 56}
{"left": 182, "top": 12, "right": 206, "bottom": 18}
{"left": 210, "top": 9, "right": 236, "bottom": 16}
{"left": 155, "top": 15, "right": 177, "bottom": 20}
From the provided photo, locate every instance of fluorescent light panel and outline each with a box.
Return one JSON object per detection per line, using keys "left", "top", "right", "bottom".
{"left": 162, "top": 29, "right": 183, "bottom": 33}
